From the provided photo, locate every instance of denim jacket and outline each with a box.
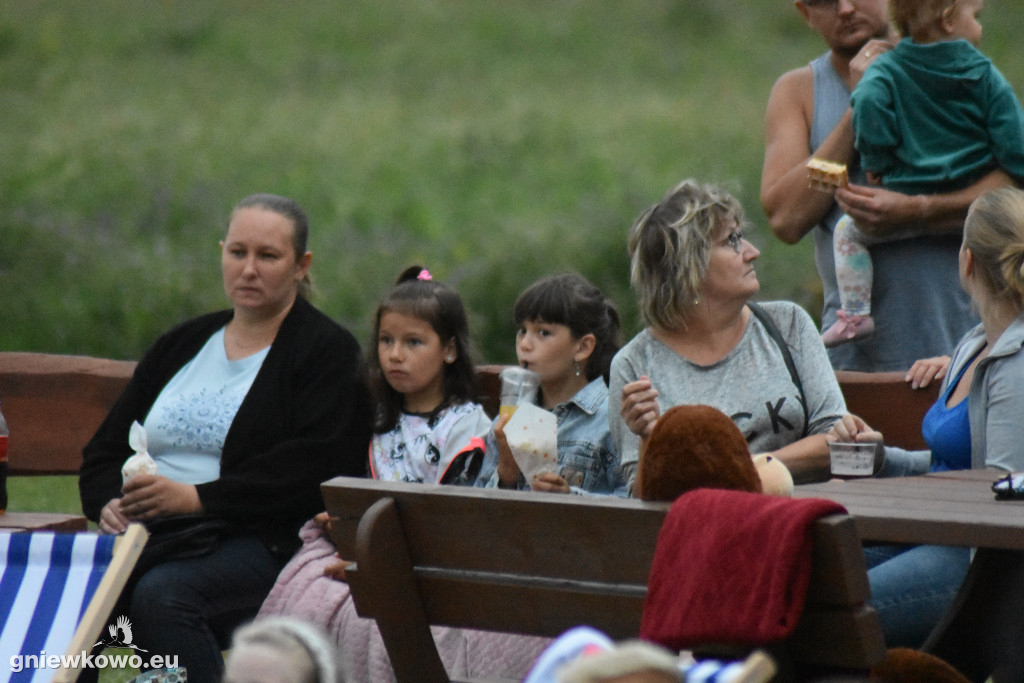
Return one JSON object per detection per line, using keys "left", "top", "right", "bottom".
{"left": 481, "top": 378, "right": 624, "bottom": 496}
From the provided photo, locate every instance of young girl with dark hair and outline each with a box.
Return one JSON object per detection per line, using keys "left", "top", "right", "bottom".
{"left": 489, "top": 273, "right": 625, "bottom": 495}
{"left": 257, "top": 266, "right": 493, "bottom": 681}
{"left": 366, "top": 265, "right": 490, "bottom": 484}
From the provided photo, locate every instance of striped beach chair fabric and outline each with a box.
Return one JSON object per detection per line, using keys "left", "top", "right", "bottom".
{"left": 0, "top": 524, "right": 147, "bottom": 683}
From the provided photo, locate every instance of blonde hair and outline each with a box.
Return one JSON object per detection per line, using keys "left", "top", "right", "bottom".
{"left": 557, "top": 640, "right": 682, "bottom": 682}
{"left": 627, "top": 179, "right": 745, "bottom": 330}
{"left": 891, "top": 0, "right": 958, "bottom": 39}
{"left": 963, "top": 187, "right": 1024, "bottom": 307}
{"left": 226, "top": 617, "right": 345, "bottom": 683}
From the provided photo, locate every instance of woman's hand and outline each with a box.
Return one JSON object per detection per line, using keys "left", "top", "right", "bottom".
{"left": 905, "top": 355, "right": 951, "bottom": 389}
{"left": 493, "top": 413, "right": 523, "bottom": 487}
{"left": 621, "top": 376, "right": 660, "bottom": 439}
{"left": 119, "top": 475, "right": 202, "bottom": 520}
{"left": 531, "top": 472, "right": 570, "bottom": 494}
{"left": 98, "top": 497, "right": 132, "bottom": 535}
{"left": 827, "top": 414, "right": 884, "bottom": 444}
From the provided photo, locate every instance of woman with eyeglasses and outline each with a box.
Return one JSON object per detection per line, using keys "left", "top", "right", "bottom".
{"left": 609, "top": 179, "right": 846, "bottom": 494}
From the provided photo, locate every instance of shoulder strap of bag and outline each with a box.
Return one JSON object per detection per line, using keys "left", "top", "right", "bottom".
{"left": 747, "top": 302, "right": 809, "bottom": 438}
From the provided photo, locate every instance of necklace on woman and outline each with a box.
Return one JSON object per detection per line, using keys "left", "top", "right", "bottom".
{"left": 225, "top": 322, "right": 277, "bottom": 354}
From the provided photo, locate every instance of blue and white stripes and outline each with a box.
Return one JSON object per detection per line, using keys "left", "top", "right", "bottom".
{"left": 0, "top": 532, "right": 115, "bottom": 683}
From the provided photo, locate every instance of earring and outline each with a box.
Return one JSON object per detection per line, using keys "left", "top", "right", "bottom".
{"left": 574, "top": 361, "right": 581, "bottom": 377}
{"left": 446, "top": 355, "right": 455, "bottom": 363}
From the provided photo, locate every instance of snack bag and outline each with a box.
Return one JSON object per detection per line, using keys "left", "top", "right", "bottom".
{"left": 122, "top": 420, "right": 158, "bottom": 484}
{"left": 503, "top": 403, "right": 559, "bottom": 481}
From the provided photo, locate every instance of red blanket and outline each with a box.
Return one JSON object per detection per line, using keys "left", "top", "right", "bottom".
{"left": 640, "top": 488, "right": 846, "bottom": 649}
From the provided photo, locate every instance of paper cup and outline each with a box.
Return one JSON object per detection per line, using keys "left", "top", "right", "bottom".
{"left": 829, "top": 442, "right": 879, "bottom": 477}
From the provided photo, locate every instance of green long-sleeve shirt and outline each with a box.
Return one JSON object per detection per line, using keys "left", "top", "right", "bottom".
{"left": 852, "top": 38, "right": 1024, "bottom": 195}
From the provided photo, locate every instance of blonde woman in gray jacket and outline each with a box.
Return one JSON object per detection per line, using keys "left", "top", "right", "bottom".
{"left": 832, "top": 187, "right": 1024, "bottom": 652}
{"left": 612, "top": 179, "right": 847, "bottom": 491}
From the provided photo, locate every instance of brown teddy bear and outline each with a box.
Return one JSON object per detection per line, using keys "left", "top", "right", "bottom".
{"left": 635, "top": 404, "right": 762, "bottom": 501}
{"left": 635, "top": 404, "right": 794, "bottom": 501}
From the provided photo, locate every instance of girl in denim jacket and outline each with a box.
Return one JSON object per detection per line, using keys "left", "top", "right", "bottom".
{"left": 487, "top": 273, "right": 625, "bottom": 495}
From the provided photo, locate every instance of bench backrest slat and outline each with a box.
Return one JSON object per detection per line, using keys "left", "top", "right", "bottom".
{"left": 0, "top": 353, "right": 932, "bottom": 472}
{"left": 0, "top": 352, "right": 136, "bottom": 475}
{"left": 836, "top": 370, "right": 937, "bottom": 451}
{"left": 325, "top": 478, "right": 665, "bottom": 587}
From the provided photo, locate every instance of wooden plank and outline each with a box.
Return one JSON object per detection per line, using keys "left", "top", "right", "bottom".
{"left": 323, "top": 477, "right": 668, "bottom": 581}
{"left": 804, "top": 515, "right": 871, "bottom": 605}
{"left": 54, "top": 524, "right": 148, "bottom": 682}
{"left": 788, "top": 606, "right": 885, "bottom": 668}
{"left": 348, "top": 498, "right": 448, "bottom": 683}
{"left": 794, "top": 474, "right": 1024, "bottom": 550}
{"left": 0, "top": 512, "right": 88, "bottom": 533}
{"left": 0, "top": 352, "right": 135, "bottom": 475}
{"left": 926, "top": 469, "right": 1003, "bottom": 481}
{"left": 413, "top": 575, "right": 644, "bottom": 639}
{"left": 795, "top": 490, "right": 1013, "bottom": 520}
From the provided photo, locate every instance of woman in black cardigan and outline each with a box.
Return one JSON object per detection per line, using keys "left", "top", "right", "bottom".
{"left": 79, "top": 193, "right": 372, "bottom": 682}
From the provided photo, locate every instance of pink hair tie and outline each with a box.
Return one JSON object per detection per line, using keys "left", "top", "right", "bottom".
{"left": 417, "top": 269, "right": 432, "bottom": 281}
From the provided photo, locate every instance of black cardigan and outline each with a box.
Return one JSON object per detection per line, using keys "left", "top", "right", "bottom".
{"left": 79, "top": 297, "right": 372, "bottom": 556}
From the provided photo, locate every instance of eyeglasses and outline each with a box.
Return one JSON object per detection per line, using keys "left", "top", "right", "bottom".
{"left": 720, "top": 229, "right": 747, "bottom": 254}
{"left": 802, "top": 0, "right": 838, "bottom": 7}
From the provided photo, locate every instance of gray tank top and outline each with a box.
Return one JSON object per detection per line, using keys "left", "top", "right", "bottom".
{"left": 810, "top": 53, "right": 859, "bottom": 230}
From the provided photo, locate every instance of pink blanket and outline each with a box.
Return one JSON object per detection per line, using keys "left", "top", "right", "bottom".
{"left": 258, "top": 520, "right": 550, "bottom": 682}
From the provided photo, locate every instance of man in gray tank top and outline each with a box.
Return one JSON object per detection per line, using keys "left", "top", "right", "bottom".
{"left": 761, "top": 0, "right": 1009, "bottom": 372}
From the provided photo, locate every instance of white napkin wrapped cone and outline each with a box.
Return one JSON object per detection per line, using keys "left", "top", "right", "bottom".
{"left": 122, "top": 420, "right": 158, "bottom": 483}
{"left": 503, "top": 403, "right": 559, "bottom": 481}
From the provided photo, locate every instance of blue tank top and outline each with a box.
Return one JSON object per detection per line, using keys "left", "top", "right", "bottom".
{"left": 920, "top": 354, "right": 976, "bottom": 472}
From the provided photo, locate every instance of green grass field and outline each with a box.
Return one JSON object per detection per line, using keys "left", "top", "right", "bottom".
{"left": 4, "top": 2, "right": 1024, "bottom": 362}
{"left": 4, "top": 2, "right": 1024, "bottom": 679}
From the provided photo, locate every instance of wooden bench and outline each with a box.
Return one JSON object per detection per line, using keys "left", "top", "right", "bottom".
{"left": 0, "top": 353, "right": 936, "bottom": 530}
{"left": 0, "top": 352, "right": 136, "bottom": 532}
{"left": 321, "top": 477, "right": 887, "bottom": 683}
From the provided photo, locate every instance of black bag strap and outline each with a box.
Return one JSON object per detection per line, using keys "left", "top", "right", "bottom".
{"left": 748, "top": 302, "right": 809, "bottom": 438}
